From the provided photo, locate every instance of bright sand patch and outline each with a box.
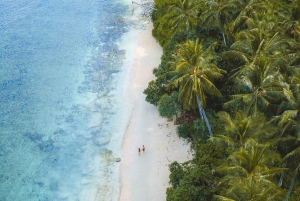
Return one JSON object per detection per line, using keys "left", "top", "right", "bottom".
{"left": 118, "top": 23, "right": 193, "bottom": 201}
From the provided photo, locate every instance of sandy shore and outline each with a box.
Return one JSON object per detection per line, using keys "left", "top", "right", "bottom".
{"left": 118, "top": 23, "right": 192, "bottom": 201}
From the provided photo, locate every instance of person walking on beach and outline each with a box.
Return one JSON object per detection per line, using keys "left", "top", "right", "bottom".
{"left": 142, "top": 145, "right": 145, "bottom": 152}
{"left": 138, "top": 147, "right": 141, "bottom": 156}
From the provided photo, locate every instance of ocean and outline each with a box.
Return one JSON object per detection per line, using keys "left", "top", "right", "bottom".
{"left": 0, "top": 0, "right": 143, "bottom": 200}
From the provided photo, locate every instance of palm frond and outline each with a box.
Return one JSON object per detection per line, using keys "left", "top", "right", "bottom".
{"left": 213, "top": 195, "right": 235, "bottom": 201}
{"left": 284, "top": 146, "right": 300, "bottom": 160}
{"left": 201, "top": 75, "right": 222, "bottom": 97}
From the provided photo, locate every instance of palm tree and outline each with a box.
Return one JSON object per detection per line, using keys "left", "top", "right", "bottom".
{"left": 280, "top": 130, "right": 300, "bottom": 201}
{"left": 168, "top": 39, "right": 226, "bottom": 136}
{"left": 224, "top": 54, "right": 289, "bottom": 115}
{"left": 278, "top": 0, "right": 300, "bottom": 41}
{"left": 229, "top": 0, "right": 268, "bottom": 34}
{"left": 218, "top": 139, "right": 283, "bottom": 179}
{"left": 211, "top": 111, "right": 276, "bottom": 148}
{"left": 168, "top": 0, "right": 201, "bottom": 36}
{"left": 285, "top": 166, "right": 300, "bottom": 201}
{"left": 215, "top": 139, "right": 284, "bottom": 201}
{"left": 270, "top": 92, "right": 300, "bottom": 199}
{"left": 214, "top": 175, "right": 284, "bottom": 201}
{"left": 201, "top": 0, "right": 233, "bottom": 45}
{"left": 224, "top": 22, "right": 291, "bottom": 82}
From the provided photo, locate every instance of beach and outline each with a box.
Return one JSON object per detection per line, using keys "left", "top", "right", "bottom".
{"left": 118, "top": 23, "right": 192, "bottom": 201}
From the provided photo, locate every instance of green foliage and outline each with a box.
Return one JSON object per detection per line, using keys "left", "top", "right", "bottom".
{"left": 177, "top": 122, "right": 191, "bottom": 138}
{"left": 153, "top": 0, "right": 178, "bottom": 16}
{"left": 167, "top": 39, "right": 226, "bottom": 110}
{"left": 161, "top": 30, "right": 187, "bottom": 65}
{"left": 158, "top": 91, "right": 182, "bottom": 119}
{"left": 167, "top": 161, "right": 218, "bottom": 201}
{"left": 191, "top": 109, "right": 223, "bottom": 142}
{"left": 289, "top": 186, "right": 300, "bottom": 201}
{"left": 211, "top": 111, "right": 277, "bottom": 148}
{"left": 152, "top": 0, "right": 180, "bottom": 47}
{"left": 215, "top": 175, "right": 285, "bottom": 201}
{"left": 192, "top": 119, "right": 208, "bottom": 142}
{"left": 146, "top": 0, "right": 300, "bottom": 199}
{"left": 193, "top": 141, "right": 229, "bottom": 168}
{"left": 143, "top": 80, "right": 165, "bottom": 106}
{"left": 168, "top": 161, "right": 186, "bottom": 188}
{"left": 152, "top": 13, "right": 176, "bottom": 47}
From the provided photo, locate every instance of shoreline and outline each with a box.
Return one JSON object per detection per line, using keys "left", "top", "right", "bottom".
{"left": 117, "top": 23, "right": 192, "bottom": 201}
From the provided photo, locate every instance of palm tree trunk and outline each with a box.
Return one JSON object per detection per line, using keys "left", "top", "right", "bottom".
{"left": 185, "top": 21, "right": 189, "bottom": 37}
{"left": 196, "top": 95, "right": 213, "bottom": 137}
{"left": 278, "top": 162, "right": 286, "bottom": 187}
{"left": 285, "top": 170, "right": 298, "bottom": 201}
{"left": 219, "top": 13, "right": 226, "bottom": 46}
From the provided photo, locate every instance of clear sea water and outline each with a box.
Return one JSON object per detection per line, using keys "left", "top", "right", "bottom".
{"left": 0, "top": 0, "right": 139, "bottom": 200}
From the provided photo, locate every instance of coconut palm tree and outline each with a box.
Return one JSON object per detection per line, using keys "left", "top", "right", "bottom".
{"left": 224, "top": 22, "right": 292, "bottom": 82}
{"left": 278, "top": 0, "right": 300, "bottom": 41}
{"left": 270, "top": 90, "right": 300, "bottom": 199}
{"left": 215, "top": 139, "right": 284, "bottom": 201}
{"left": 168, "top": 39, "right": 226, "bottom": 136}
{"left": 168, "top": 0, "right": 201, "bottom": 36}
{"left": 214, "top": 175, "right": 284, "bottom": 201}
{"left": 229, "top": 0, "right": 268, "bottom": 34}
{"left": 218, "top": 139, "right": 283, "bottom": 179}
{"left": 270, "top": 104, "right": 300, "bottom": 187}
{"left": 285, "top": 166, "right": 300, "bottom": 201}
{"left": 211, "top": 111, "right": 276, "bottom": 148}
{"left": 224, "top": 54, "right": 289, "bottom": 115}
{"left": 201, "top": 0, "right": 233, "bottom": 45}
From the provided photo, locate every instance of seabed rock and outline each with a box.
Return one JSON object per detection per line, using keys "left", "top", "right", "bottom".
{"left": 97, "top": 89, "right": 110, "bottom": 98}
{"left": 24, "top": 131, "right": 43, "bottom": 142}
{"left": 114, "top": 158, "right": 121, "bottom": 162}
{"left": 53, "top": 128, "right": 67, "bottom": 136}
{"left": 38, "top": 139, "right": 54, "bottom": 152}
{"left": 92, "top": 130, "right": 112, "bottom": 146}
{"left": 99, "top": 149, "right": 121, "bottom": 163}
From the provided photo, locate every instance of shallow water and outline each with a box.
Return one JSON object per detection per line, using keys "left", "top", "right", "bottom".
{"left": 0, "top": 0, "right": 137, "bottom": 200}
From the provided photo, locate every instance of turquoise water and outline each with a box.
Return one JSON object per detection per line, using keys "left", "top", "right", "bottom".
{"left": 0, "top": 0, "right": 133, "bottom": 200}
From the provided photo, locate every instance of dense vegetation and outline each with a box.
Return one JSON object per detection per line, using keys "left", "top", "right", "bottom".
{"left": 144, "top": 0, "right": 300, "bottom": 200}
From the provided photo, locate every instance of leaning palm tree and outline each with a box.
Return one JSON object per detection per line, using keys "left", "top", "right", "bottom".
{"left": 211, "top": 111, "right": 276, "bottom": 148}
{"left": 270, "top": 89, "right": 300, "bottom": 198}
{"left": 168, "top": 0, "right": 201, "bottom": 36}
{"left": 270, "top": 107, "right": 300, "bottom": 189}
{"left": 278, "top": 127, "right": 300, "bottom": 200}
{"left": 168, "top": 39, "right": 226, "bottom": 136}
{"left": 284, "top": 165, "right": 300, "bottom": 201}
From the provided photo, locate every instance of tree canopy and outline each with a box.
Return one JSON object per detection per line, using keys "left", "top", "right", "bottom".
{"left": 145, "top": 0, "right": 300, "bottom": 200}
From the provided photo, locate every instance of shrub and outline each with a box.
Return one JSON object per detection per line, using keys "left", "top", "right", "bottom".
{"left": 177, "top": 122, "right": 191, "bottom": 138}
{"left": 143, "top": 80, "right": 165, "bottom": 106}
{"left": 167, "top": 161, "right": 218, "bottom": 201}
{"left": 192, "top": 119, "right": 209, "bottom": 142}
{"left": 158, "top": 91, "right": 182, "bottom": 120}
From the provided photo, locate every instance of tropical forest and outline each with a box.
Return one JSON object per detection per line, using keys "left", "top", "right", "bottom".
{"left": 143, "top": 0, "right": 300, "bottom": 200}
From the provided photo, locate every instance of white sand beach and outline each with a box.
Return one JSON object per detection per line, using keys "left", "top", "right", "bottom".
{"left": 118, "top": 23, "right": 192, "bottom": 201}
